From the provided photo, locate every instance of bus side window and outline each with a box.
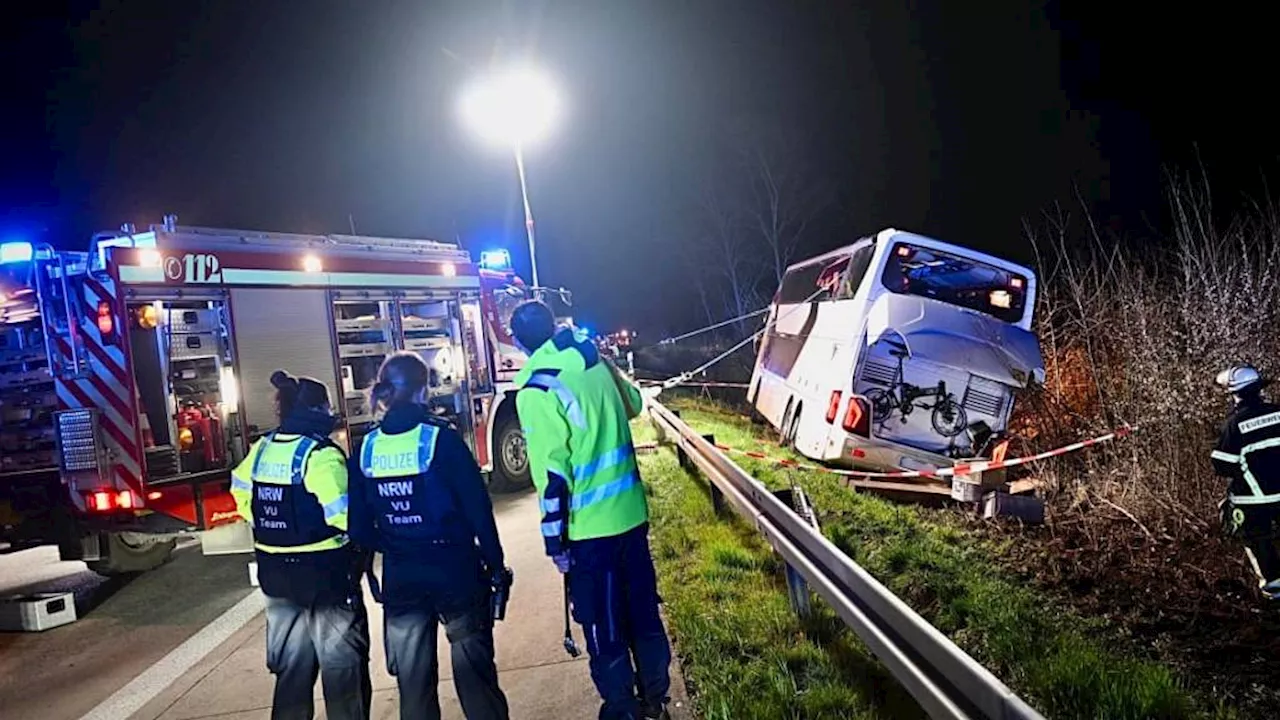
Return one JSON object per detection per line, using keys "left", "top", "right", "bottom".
{"left": 838, "top": 245, "right": 875, "bottom": 299}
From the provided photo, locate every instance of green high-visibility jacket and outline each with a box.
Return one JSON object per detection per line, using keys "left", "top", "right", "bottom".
{"left": 515, "top": 329, "right": 647, "bottom": 551}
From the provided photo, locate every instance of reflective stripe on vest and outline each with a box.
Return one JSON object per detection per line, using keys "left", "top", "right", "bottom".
{"left": 1211, "top": 450, "right": 1240, "bottom": 464}
{"left": 571, "top": 470, "right": 641, "bottom": 512}
{"left": 525, "top": 373, "right": 587, "bottom": 428}
{"left": 252, "top": 433, "right": 318, "bottom": 486}
{"left": 360, "top": 423, "right": 440, "bottom": 478}
{"left": 1238, "top": 436, "right": 1280, "bottom": 504}
{"left": 248, "top": 433, "right": 343, "bottom": 552}
{"left": 573, "top": 444, "right": 635, "bottom": 480}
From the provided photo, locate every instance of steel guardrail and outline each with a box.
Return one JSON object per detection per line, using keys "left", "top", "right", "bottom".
{"left": 647, "top": 400, "right": 1045, "bottom": 720}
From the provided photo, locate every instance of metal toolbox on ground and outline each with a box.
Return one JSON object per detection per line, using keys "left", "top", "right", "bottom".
{"left": 0, "top": 593, "right": 77, "bottom": 632}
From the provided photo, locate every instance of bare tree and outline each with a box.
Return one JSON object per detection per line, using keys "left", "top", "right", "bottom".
{"left": 692, "top": 176, "right": 769, "bottom": 330}
{"left": 728, "top": 122, "right": 833, "bottom": 285}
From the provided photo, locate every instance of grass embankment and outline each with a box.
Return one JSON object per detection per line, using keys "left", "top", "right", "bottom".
{"left": 635, "top": 398, "right": 1224, "bottom": 720}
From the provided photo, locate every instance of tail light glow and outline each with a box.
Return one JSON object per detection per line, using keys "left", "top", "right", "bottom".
{"left": 84, "top": 490, "right": 140, "bottom": 512}
{"left": 96, "top": 301, "right": 114, "bottom": 336}
{"left": 842, "top": 396, "right": 871, "bottom": 436}
{"left": 826, "top": 391, "right": 843, "bottom": 423}
{"left": 88, "top": 491, "right": 112, "bottom": 512}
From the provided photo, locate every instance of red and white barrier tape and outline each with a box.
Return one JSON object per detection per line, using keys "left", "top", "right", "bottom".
{"left": 707, "top": 425, "right": 1135, "bottom": 481}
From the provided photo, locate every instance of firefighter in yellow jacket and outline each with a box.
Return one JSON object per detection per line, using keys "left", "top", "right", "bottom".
{"left": 511, "top": 301, "right": 671, "bottom": 720}
{"left": 231, "top": 371, "right": 371, "bottom": 720}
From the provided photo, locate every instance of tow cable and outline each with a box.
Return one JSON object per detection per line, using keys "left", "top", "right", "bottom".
{"left": 653, "top": 289, "right": 825, "bottom": 390}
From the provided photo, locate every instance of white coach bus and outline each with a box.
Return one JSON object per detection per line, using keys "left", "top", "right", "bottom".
{"left": 748, "top": 228, "right": 1044, "bottom": 474}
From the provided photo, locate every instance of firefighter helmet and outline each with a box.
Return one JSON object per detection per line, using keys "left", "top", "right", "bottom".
{"left": 1216, "top": 364, "right": 1265, "bottom": 394}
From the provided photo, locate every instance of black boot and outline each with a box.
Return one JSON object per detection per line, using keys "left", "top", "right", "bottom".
{"left": 640, "top": 699, "right": 670, "bottom": 720}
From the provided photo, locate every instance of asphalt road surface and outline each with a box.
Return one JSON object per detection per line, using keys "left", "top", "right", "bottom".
{"left": 0, "top": 540, "right": 256, "bottom": 720}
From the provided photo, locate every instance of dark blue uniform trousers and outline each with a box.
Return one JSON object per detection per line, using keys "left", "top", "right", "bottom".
{"left": 383, "top": 596, "right": 509, "bottom": 720}
{"left": 264, "top": 595, "right": 372, "bottom": 720}
{"left": 569, "top": 523, "right": 672, "bottom": 720}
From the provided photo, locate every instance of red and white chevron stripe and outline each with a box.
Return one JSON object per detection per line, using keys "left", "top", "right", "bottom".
{"left": 49, "top": 274, "right": 143, "bottom": 493}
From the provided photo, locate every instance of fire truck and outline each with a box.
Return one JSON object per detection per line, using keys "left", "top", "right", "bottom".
{"left": 0, "top": 222, "right": 565, "bottom": 574}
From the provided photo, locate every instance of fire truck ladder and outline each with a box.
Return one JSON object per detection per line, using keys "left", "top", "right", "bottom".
{"left": 33, "top": 251, "right": 90, "bottom": 379}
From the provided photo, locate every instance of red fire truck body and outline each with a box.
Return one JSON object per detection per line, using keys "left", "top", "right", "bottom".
{"left": 0, "top": 225, "right": 551, "bottom": 573}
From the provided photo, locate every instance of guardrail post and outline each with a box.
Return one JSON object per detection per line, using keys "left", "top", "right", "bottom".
{"left": 699, "top": 434, "right": 728, "bottom": 516}
{"left": 771, "top": 486, "right": 817, "bottom": 618}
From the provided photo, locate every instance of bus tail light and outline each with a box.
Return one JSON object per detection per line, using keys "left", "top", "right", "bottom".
{"left": 825, "top": 391, "right": 842, "bottom": 423}
{"left": 842, "top": 396, "right": 871, "bottom": 437}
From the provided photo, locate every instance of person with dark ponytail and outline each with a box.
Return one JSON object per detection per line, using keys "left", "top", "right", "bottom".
{"left": 230, "top": 371, "right": 371, "bottom": 720}
{"left": 348, "top": 351, "right": 509, "bottom": 720}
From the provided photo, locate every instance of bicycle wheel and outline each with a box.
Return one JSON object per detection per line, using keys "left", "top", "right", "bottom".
{"left": 865, "top": 388, "right": 895, "bottom": 424}
{"left": 931, "top": 398, "right": 968, "bottom": 437}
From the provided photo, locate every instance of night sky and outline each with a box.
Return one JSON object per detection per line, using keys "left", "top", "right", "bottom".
{"left": 3, "top": 2, "right": 1277, "bottom": 335}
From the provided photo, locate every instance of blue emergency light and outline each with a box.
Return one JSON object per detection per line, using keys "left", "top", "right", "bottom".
{"left": 0, "top": 241, "right": 34, "bottom": 265}
{"left": 479, "top": 249, "right": 511, "bottom": 270}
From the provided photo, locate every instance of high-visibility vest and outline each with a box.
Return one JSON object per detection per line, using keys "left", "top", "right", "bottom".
{"left": 359, "top": 421, "right": 487, "bottom": 550}
{"left": 232, "top": 433, "right": 348, "bottom": 553}
{"left": 516, "top": 331, "right": 648, "bottom": 544}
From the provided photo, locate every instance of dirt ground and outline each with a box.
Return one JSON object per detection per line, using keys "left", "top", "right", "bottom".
{"left": 966, "top": 511, "right": 1280, "bottom": 717}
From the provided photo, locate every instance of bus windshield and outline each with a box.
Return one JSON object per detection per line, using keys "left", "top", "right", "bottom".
{"left": 881, "top": 242, "right": 1027, "bottom": 323}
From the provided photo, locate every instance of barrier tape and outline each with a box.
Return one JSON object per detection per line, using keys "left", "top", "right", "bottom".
{"left": 639, "top": 380, "right": 751, "bottom": 389}
{"left": 703, "top": 424, "right": 1135, "bottom": 481}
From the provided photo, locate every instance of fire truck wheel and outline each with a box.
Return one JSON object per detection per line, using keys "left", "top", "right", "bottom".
{"left": 489, "top": 413, "right": 532, "bottom": 493}
{"left": 87, "top": 532, "right": 177, "bottom": 576}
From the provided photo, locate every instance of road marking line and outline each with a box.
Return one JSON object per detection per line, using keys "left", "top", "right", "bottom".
{"left": 79, "top": 589, "right": 265, "bottom": 720}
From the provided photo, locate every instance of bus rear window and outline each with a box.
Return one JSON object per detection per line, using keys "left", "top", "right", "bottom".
{"left": 881, "top": 243, "right": 1027, "bottom": 323}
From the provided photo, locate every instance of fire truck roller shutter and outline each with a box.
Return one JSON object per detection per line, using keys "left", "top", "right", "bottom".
{"left": 230, "top": 289, "right": 340, "bottom": 440}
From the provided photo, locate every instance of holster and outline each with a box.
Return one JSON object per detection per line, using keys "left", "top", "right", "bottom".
{"left": 490, "top": 566, "right": 514, "bottom": 621}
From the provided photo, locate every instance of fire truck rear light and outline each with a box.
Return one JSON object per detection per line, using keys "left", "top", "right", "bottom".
{"left": 842, "top": 396, "right": 870, "bottom": 436}
{"left": 88, "top": 491, "right": 113, "bottom": 512}
{"left": 147, "top": 491, "right": 163, "bottom": 501}
{"left": 117, "top": 491, "right": 135, "bottom": 509}
{"left": 825, "top": 390, "right": 843, "bottom": 423}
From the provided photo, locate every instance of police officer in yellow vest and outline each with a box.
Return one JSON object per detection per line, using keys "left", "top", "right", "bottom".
{"left": 231, "top": 371, "right": 371, "bottom": 720}
{"left": 348, "top": 352, "right": 509, "bottom": 720}
{"left": 510, "top": 301, "right": 672, "bottom": 720}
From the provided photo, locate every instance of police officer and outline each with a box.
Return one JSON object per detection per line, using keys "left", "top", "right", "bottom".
{"left": 230, "top": 371, "right": 371, "bottom": 720}
{"left": 510, "top": 301, "right": 672, "bottom": 720}
{"left": 1211, "top": 364, "right": 1280, "bottom": 600}
{"left": 348, "top": 352, "right": 509, "bottom": 720}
